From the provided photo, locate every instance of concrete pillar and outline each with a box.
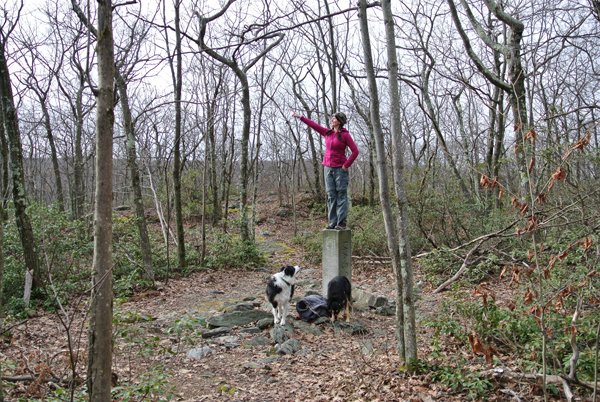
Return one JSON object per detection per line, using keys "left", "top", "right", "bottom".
{"left": 322, "top": 229, "right": 352, "bottom": 297}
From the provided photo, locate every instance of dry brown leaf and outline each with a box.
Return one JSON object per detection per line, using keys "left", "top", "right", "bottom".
{"left": 468, "top": 333, "right": 483, "bottom": 354}
{"left": 524, "top": 288, "right": 534, "bottom": 305}
{"left": 482, "top": 345, "right": 496, "bottom": 364}
{"left": 535, "top": 193, "right": 547, "bottom": 204}
{"left": 499, "top": 265, "right": 509, "bottom": 280}
{"left": 528, "top": 157, "right": 535, "bottom": 173}
{"left": 552, "top": 166, "right": 567, "bottom": 181}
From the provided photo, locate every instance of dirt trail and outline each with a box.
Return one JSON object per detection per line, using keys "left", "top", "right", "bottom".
{"left": 1, "top": 198, "right": 451, "bottom": 402}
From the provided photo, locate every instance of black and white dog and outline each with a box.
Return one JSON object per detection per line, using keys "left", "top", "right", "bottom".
{"left": 326, "top": 276, "right": 352, "bottom": 322}
{"left": 266, "top": 265, "right": 301, "bottom": 326}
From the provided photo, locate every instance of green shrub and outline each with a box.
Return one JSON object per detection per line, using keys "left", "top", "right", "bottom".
{"left": 203, "top": 232, "right": 266, "bottom": 269}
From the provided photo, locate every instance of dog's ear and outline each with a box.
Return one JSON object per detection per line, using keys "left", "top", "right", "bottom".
{"left": 282, "top": 266, "right": 296, "bottom": 277}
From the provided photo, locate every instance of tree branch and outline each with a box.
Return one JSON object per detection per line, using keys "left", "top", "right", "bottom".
{"left": 445, "top": 0, "right": 511, "bottom": 92}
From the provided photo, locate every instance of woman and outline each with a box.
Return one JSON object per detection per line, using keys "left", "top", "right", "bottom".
{"left": 292, "top": 111, "right": 359, "bottom": 230}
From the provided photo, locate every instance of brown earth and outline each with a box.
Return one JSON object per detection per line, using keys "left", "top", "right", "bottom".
{"left": 0, "top": 196, "right": 563, "bottom": 401}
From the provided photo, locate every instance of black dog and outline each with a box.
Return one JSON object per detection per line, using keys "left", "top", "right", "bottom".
{"left": 326, "top": 276, "right": 352, "bottom": 322}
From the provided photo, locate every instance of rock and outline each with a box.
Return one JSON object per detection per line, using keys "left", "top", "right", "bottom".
{"left": 292, "top": 320, "right": 323, "bottom": 336}
{"left": 314, "top": 317, "right": 331, "bottom": 325}
{"left": 269, "top": 326, "right": 288, "bottom": 344}
{"left": 352, "top": 286, "right": 388, "bottom": 308}
{"left": 207, "top": 310, "right": 272, "bottom": 328}
{"left": 295, "top": 279, "right": 316, "bottom": 287}
{"left": 277, "top": 338, "right": 300, "bottom": 355}
{"left": 268, "top": 219, "right": 276, "bottom": 225}
{"left": 114, "top": 205, "right": 131, "bottom": 211}
{"left": 229, "top": 303, "right": 255, "bottom": 312}
{"left": 245, "top": 336, "right": 270, "bottom": 347}
{"left": 375, "top": 305, "right": 395, "bottom": 316}
{"left": 360, "top": 340, "right": 374, "bottom": 355}
{"left": 243, "top": 296, "right": 257, "bottom": 301}
{"left": 186, "top": 346, "right": 214, "bottom": 360}
{"left": 303, "top": 290, "right": 321, "bottom": 297}
{"left": 258, "top": 356, "right": 279, "bottom": 364}
{"left": 202, "top": 327, "right": 230, "bottom": 339}
{"left": 243, "top": 362, "right": 261, "bottom": 369}
{"left": 257, "top": 317, "right": 274, "bottom": 330}
{"left": 239, "top": 327, "right": 261, "bottom": 334}
{"left": 333, "top": 321, "right": 368, "bottom": 336}
{"left": 217, "top": 336, "right": 240, "bottom": 344}
{"left": 260, "top": 230, "right": 274, "bottom": 237}
{"left": 276, "top": 208, "right": 290, "bottom": 217}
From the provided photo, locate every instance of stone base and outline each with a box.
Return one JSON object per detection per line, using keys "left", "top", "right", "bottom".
{"left": 322, "top": 229, "right": 352, "bottom": 297}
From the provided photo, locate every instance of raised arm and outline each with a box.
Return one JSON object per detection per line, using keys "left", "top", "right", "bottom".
{"left": 292, "top": 111, "right": 329, "bottom": 136}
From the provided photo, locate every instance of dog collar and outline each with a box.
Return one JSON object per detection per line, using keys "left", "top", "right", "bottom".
{"left": 281, "top": 277, "right": 291, "bottom": 286}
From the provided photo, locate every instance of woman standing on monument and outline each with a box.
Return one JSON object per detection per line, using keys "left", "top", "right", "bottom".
{"left": 292, "top": 110, "right": 359, "bottom": 230}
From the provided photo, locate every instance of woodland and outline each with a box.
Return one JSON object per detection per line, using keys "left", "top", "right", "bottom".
{"left": 0, "top": 0, "right": 599, "bottom": 401}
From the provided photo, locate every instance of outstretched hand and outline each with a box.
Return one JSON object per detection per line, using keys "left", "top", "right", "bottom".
{"left": 291, "top": 110, "right": 301, "bottom": 119}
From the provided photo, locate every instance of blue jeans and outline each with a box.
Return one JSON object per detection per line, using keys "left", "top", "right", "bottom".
{"left": 324, "top": 166, "right": 349, "bottom": 226}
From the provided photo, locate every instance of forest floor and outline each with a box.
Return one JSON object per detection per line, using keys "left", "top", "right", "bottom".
{"left": 1, "top": 195, "right": 566, "bottom": 401}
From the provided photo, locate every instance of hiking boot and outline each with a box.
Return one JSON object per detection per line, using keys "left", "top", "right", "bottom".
{"left": 325, "top": 224, "right": 336, "bottom": 230}
{"left": 334, "top": 224, "right": 347, "bottom": 231}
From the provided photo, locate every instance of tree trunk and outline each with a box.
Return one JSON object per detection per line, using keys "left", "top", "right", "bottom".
{"left": 0, "top": 34, "right": 42, "bottom": 296}
{"left": 238, "top": 72, "right": 251, "bottom": 241}
{"left": 40, "top": 99, "right": 65, "bottom": 211}
{"left": 172, "top": 0, "right": 186, "bottom": 268}
{"left": 116, "top": 73, "right": 154, "bottom": 281}
{"left": 382, "top": 0, "right": 418, "bottom": 363}
{"left": 0, "top": 109, "right": 9, "bottom": 222}
{"left": 358, "top": 0, "right": 407, "bottom": 363}
{"left": 0, "top": 179, "right": 4, "bottom": 402}
{"left": 72, "top": 76, "right": 86, "bottom": 221}
{"left": 86, "top": 0, "right": 114, "bottom": 399}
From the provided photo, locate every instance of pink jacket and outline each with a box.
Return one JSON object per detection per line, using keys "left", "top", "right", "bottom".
{"left": 300, "top": 116, "right": 359, "bottom": 168}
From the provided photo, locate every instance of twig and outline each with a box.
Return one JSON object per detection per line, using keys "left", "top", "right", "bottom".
{"left": 568, "top": 300, "right": 583, "bottom": 381}
{"left": 499, "top": 388, "right": 522, "bottom": 401}
{"left": 482, "top": 368, "right": 598, "bottom": 390}
{"left": 432, "top": 239, "right": 485, "bottom": 294}
{"left": 415, "top": 218, "right": 519, "bottom": 259}
{"left": 0, "top": 320, "right": 28, "bottom": 334}
{"left": 2, "top": 375, "right": 61, "bottom": 383}
{"left": 594, "top": 316, "right": 600, "bottom": 402}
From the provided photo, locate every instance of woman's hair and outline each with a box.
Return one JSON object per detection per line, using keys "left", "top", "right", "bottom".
{"left": 334, "top": 112, "right": 347, "bottom": 127}
{"left": 330, "top": 112, "right": 347, "bottom": 140}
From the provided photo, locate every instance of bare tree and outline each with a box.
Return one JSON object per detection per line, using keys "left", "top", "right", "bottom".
{"left": 70, "top": 0, "right": 155, "bottom": 280}
{"left": 193, "top": 0, "right": 284, "bottom": 242}
{"left": 18, "top": 33, "right": 67, "bottom": 211}
{"left": 446, "top": 0, "right": 530, "bottom": 197}
{"left": 164, "top": 0, "right": 186, "bottom": 268}
{"left": 382, "top": 0, "right": 418, "bottom": 363}
{"left": 86, "top": 0, "right": 114, "bottom": 399}
{"left": 0, "top": 1, "right": 42, "bottom": 300}
{"left": 357, "top": 0, "right": 409, "bottom": 363}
